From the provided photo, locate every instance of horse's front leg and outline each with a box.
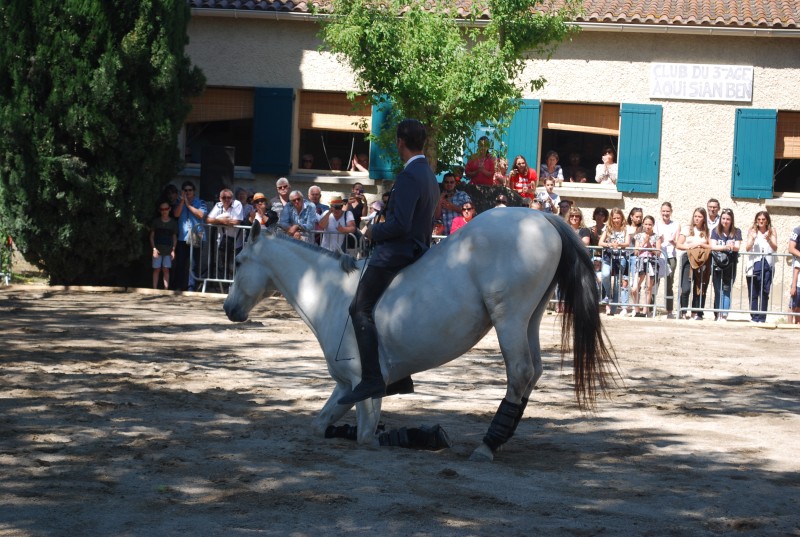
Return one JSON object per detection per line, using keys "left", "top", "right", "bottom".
{"left": 354, "top": 397, "right": 382, "bottom": 447}
{"left": 311, "top": 382, "right": 353, "bottom": 437}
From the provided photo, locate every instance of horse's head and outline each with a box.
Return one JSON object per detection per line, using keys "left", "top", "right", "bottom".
{"left": 223, "top": 222, "right": 273, "bottom": 322}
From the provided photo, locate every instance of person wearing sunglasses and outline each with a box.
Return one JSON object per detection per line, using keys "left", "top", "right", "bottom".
{"left": 318, "top": 195, "right": 356, "bottom": 252}
{"left": 172, "top": 180, "right": 208, "bottom": 291}
{"left": 434, "top": 171, "right": 471, "bottom": 235}
{"left": 280, "top": 191, "right": 320, "bottom": 243}
{"left": 269, "top": 177, "right": 292, "bottom": 221}
{"left": 249, "top": 193, "right": 270, "bottom": 226}
{"left": 208, "top": 188, "right": 244, "bottom": 281}
{"left": 450, "top": 203, "right": 477, "bottom": 234}
{"left": 150, "top": 201, "right": 178, "bottom": 290}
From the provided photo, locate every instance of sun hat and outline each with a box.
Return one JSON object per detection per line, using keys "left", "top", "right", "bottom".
{"left": 252, "top": 192, "right": 267, "bottom": 202}
{"left": 329, "top": 195, "right": 346, "bottom": 206}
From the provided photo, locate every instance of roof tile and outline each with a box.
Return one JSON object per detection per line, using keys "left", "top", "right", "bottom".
{"left": 187, "top": 1, "right": 800, "bottom": 29}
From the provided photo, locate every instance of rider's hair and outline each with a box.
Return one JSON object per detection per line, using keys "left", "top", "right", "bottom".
{"left": 396, "top": 119, "right": 426, "bottom": 151}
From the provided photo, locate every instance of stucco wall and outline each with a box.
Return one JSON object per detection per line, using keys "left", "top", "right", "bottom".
{"left": 187, "top": 17, "right": 358, "bottom": 91}
{"left": 522, "top": 32, "right": 800, "bottom": 227}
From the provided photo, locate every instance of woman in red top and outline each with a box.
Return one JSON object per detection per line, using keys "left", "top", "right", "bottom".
{"left": 508, "top": 154, "right": 538, "bottom": 199}
{"left": 450, "top": 203, "right": 476, "bottom": 234}
{"left": 464, "top": 136, "right": 496, "bottom": 185}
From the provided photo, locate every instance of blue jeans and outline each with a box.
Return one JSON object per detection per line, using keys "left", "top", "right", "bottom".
{"left": 747, "top": 261, "right": 772, "bottom": 322}
{"left": 712, "top": 265, "right": 736, "bottom": 315}
{"left": 602, "top": 254, "right": 629, "bottom": 313}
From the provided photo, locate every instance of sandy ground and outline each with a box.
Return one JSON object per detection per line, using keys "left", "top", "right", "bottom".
{"left": 1, "top": 287, "right": 799, "bottom": 537}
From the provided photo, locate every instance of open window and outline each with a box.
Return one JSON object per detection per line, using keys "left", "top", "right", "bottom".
{"left": 540, "top": 103, "right": 620, "bottom": 184}
{"left": 297, "top": 91, "right": 371, "bottom": 173}
{"left": 184, "top": 87, "right": 254, "bottom": 167}
{"left": 774, "top": 111, "right": 800, "bottom": 193}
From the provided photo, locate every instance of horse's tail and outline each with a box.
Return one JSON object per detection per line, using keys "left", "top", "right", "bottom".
{"left": 543, "top": 212, "right": 618, "bottom": 410}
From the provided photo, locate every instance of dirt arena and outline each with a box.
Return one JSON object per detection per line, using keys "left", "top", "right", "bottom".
{"left": 1, "top": 287, "right": 798, "bottom": 536}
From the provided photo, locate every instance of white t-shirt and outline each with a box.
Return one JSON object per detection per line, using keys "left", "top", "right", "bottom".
{"left": 655, "top": 219, "right": 680, "bottom": 259}
{"left": 320, "top": 210, "right": 355, "bottom": 252}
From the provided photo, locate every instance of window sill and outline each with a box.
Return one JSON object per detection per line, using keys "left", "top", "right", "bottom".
{"left": 178, "top": 166, "right": 255, "bottom": 181}
{"left": 766, "top": 193, "right": 800, "bottom": 209}
{"left": 289, "top": 172, "right": 374, "bottom": 186}
{"left": 556, "top": 183, "right": 622, "bottom": 201}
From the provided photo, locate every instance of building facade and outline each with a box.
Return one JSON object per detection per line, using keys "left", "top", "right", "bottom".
{"left": 182, "top": 2, "right": 800, "bottom": 267}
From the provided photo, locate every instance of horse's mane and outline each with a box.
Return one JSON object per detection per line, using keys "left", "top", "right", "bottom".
{"left": 266, "top": 227, "right": 359, "bottom": 274}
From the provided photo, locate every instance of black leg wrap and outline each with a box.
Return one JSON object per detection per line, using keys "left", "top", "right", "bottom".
{"left": 513, "top": 397, "right": 529, "bottom": 430}
{"left": 378, "top": 425, "right": 452, "bottom": 450}
{"left": 378, "top": 427, "right": 410, "bottom": 447}
{"left": 482, "top": 398, "right": 525, "bottom": 452}
{"left": 325, "top": 424, "right": 358, "bottom": 441}
{"left": 326, "top": 423, "right": 386, "bottom": 441}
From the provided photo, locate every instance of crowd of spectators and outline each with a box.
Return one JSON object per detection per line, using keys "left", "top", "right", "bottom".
{"left": 154, "top": 151, "right": 799, "bottom": 323}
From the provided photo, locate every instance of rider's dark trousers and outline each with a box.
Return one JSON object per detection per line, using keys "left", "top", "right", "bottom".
{"left": 349, "top": 264, "right": 401, "bottom": 381}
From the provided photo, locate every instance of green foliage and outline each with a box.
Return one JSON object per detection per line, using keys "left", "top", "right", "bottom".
{"left": 318, "top": 0, "right": 580, "bottom": 171}
{"left": 0, "top": 0, "right": 204, "bottom": 285}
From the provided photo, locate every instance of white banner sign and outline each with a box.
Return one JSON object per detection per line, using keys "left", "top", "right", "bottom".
{"left": 650, "top": 63, "right": 753, "bottom": 102}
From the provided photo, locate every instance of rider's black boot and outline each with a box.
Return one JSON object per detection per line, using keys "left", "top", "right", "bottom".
{"left": 338, "top": 321, "right": 386, "bottom": 405}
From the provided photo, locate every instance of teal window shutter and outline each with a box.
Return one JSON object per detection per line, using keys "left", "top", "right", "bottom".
{"left": 502, "top": 99, "right": 541, "bottom": 165}
{"left": 731, "top": 108, "right": 777, "bottom": 199}
{"left": 251, "top": 88, "right": 293, "bottom": 174}
{"left": 368, "top": 99, "right": 396, "bottom": 180}
{"left": 618, "top": 103, "right": 662, "bottom": 194}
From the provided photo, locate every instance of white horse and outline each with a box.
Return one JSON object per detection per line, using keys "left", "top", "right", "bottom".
{"left": 224, "top": 208, "right": 616, "bottom": 461}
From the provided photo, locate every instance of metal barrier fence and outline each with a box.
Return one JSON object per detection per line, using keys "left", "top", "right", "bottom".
{"left": 676, "top": 249, "right": 796, "bottom": 322}
{"left": 188, "top": 223, "right": 365, "bottom": 293}
{"left": 586, "top": 246, "right": 668, "bottom": 318}
{"left": 1, "top": 236, "right": 12, "bottom": 286}
{"left": 188, "top": 224, "right": 797, "bottom": 321}
{"left": 585, "top": 245, "right": 796, "bottom": 321}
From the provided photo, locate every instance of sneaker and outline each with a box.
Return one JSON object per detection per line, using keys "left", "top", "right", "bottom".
{"left": 718, "top": 317, "right": 728, "bottom": 322}
{"left": 666, "top": 313, "right": 677, "bottom": 320}
{"left": 635, "top": 313, "right": 647, "bottom": 318}
{"left": 692, "top": 314, "right": 703, "bottom": 321}
{"left": 600, "top": 297, "right": 609, "bottom": 305}
{"left": 619, "top": 308, "right": 629, "bottom": 316}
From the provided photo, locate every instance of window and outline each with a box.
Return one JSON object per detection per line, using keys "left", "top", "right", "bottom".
{"left": 184, "top": 88, "right": 254, "bottom": 166}
{"left": 540, "top": 102, "right": 621, "bottom": 185}
{"left": 297, "top": 91, "right": 371, "bottom": 173}
{"left": 774, "top": 111, "right": 800, "bottom": 193}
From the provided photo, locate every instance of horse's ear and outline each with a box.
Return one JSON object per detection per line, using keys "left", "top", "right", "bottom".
{"left": 250, "top": 221, "right": 261, "bottom": 243}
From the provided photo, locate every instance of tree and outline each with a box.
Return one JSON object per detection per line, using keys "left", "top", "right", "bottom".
{"left": 0, "top": 0, "right": 204, "bottom": 285}
{"left": 317, "top": 0, "right": 581, "bottom": 172}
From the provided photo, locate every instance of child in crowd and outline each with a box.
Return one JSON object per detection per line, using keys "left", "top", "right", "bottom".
{"left": 632, "top": 215, "right": 661, "bottom": 317}
{"left": 150, "top": 201, "right": 178, "bottom": 289}
{"left": 536, "top": 177, "right": 560, "bottom": 214}
{"left": 790, "top": 260, "right": 800, "bottom": 324}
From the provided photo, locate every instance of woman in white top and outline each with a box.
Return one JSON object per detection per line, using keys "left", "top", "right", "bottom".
{"left": 654, "top": 202, "right": 680, "bottom": 318}
{"left": 595, "top": 147, "right": 618, "bottom": 186}
{"left": 598, "top": 208, "right": 630, "bottom": 315}
{"left": 676, "top": 207, "right": 712, "bottom": 320}
{"left": 744, "top": 210, "right": 778, "bottom": 322}
{"left": 539, "top": 150, "right": 564, "bottom": 184}
{"left": 632, "top": 215, "right": 662, "bottom": 317}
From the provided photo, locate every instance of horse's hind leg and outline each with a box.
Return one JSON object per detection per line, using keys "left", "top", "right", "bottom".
{"left": 471, "top": 313, "right": 537, "bottom": 462}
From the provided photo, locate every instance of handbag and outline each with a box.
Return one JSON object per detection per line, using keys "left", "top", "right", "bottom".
{"left": 711, "top": 250, "right": 731, "bottom": 270}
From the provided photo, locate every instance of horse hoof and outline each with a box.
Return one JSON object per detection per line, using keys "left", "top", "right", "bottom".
{"left": 469, "top": 444, "right": 494, "bottom": 462}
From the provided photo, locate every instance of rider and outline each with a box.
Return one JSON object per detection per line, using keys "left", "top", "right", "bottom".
{"left": 338, "top": 119, "right": 439, "bottom": 405}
